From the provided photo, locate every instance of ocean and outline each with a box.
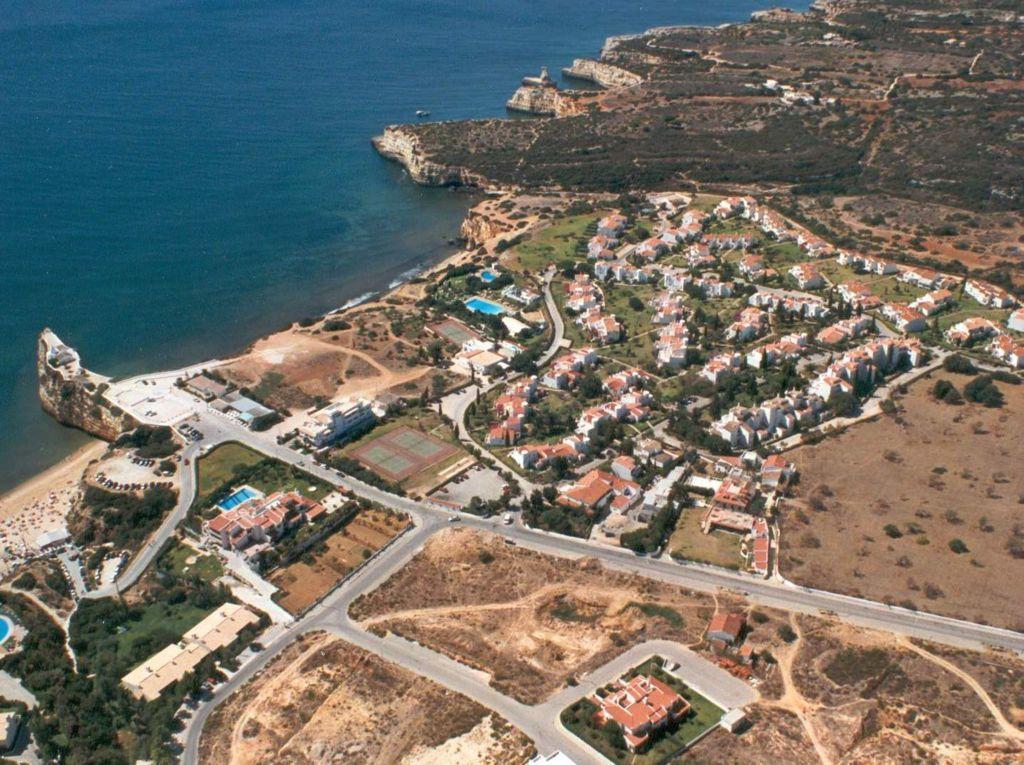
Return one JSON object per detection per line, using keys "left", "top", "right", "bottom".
{"left": 0, "top": 0, "right": 791, "bottom": 492}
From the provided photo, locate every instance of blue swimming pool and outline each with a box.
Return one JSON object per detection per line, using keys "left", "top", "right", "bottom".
{"left": 0, "top": 617, "right": 12, "bottom": 645}
{"left": 218, "top": 485, "right": 262, "bottom": 510}
{"left": 465, "top": 297, "right": 506, "bottom": 315}
{"left": 479, "top": 269, "right": 498, "bottom": 283}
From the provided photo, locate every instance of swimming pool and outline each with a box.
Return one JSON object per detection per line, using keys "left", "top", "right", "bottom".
{"left": 479, "top": 269, "right": 498, "bottom": 283}
{"left": 218, "top": 485, "right": 263, "bottom": 510}
{"left": 0, "top": 616, "right": 12, "bottom": 645}
{"left": 465, "top": 297, "right": 506, "bottom": 315}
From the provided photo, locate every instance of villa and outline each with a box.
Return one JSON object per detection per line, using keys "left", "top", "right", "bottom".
{"left": 909, "top": 288, "right": 954, "bottom": 316}
{"left": 1008, "top": 307, "right": 1024, "bottom": 333}
{"left": 880, "top": 302, "right": 927, "bottom": 334}
{"left": 945, "top": 317, "right": 1001, "bottom": 345}
{"left": 597, "top": 213, "right": 628, "bottom": 238}
{"left": 204, "top": 491, "right": 327, "bottom": 553}
{"left": 725, "top": 307, "right": 768, "bottom": 342}
{"left": 789, "top": 262, "right": 824, "bottom": 290}
{"left": 595, "top": 674, "right": 690, "bottom": 752}
{"left": 700, "top": 352, "right": 743, "bottom": 384}
{"left": 988, "top": 333, "right": 1024, "bottom": 368}
{"left": 557, "top": 469, "right": 641, "bottom": 514}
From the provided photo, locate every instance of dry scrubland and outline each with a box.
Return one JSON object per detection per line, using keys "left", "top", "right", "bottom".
{"left": 781, "top": 375, "right": 1024, "bottom": 629}
{"left": 350, "top": 528, "right": 737, "bottom": 704}
{"left": 218, "top": 302, "right": 459, "bottom": 411}
{"left": 199, "top": 632, "right": 535, "bottom": 765}
{"left": 695, "top": 616, "right": 1024, "bottom": 764}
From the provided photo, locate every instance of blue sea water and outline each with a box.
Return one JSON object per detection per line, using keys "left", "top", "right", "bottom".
{"left": 0, "top": 0, "right": 794, "bottom": 491}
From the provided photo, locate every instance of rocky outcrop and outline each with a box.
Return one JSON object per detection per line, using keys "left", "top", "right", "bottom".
{"left": 372, "top": 126, "right": 483, "bottom": 187}
{"left": 505, "top": 86, "right": 581, "bottom": 117}
{"left": 37, "top": 329, "right": 136, "bottom": 441}
{"left": 460, "top": 209, "right": 513, "bottom": 249}
{"left": 561, "top": 58, "right": 643, "bottom": 89}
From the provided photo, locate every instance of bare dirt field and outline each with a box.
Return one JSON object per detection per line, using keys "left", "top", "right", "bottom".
{"left": 218, "top": 319, "right": 432, "bottom": 412}
{"left": 780, "top": 373, "right": 1024, "bottom": 629}
{"left": 819, "top": 194, "right": 1024, "bottom": 278}
{"left": 690, "top": 615, "right": 1024, "bottom": 764}
{"left": 199, "top": 631, "right": 535, "bottom": 765}
{"left": 350, "top": 528, "right": 749, "bottom": 704}
{"left": 269, "top": 509, "right": 409, "bottom": 615}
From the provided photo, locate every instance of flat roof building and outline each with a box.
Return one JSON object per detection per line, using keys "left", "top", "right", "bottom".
{"left": 122, "top": 602, "right": 258, "bottom": 702}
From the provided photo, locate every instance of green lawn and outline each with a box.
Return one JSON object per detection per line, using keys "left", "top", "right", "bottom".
{"left": 865, "top": 275, "right": 926, "bottom": 303}
{"left": 934, "top": 298, "right": 1011, "bottom": 331}
{"left": 194, "top": 442, "right": 334, "bottom": 523}
{"left": 689, "top": 194, "right": 723, "bottom": 213}
{"left": 508, "top": 213, "right": 599, "bottom": 273}
{"left": 603, "top": 283, "right": 657, "bottom": 338}
{"left": 817, "top": 259, "right": 862, "bottom": 285}
{"left": 706, "top": 218, "right": 760, "bottom": 236}
{"left": 762, "top": 240, "right": 805, "bottom": 267}
{"left": 115, "top": 601, "right": 211, "bottom": 660}
{"left": 561, "top": 657, "right": 724, "bottom": 764}
{"left": 668, "top": 506, "right": 743, "bottom": 570}
{"left": 196, "top": 442, "right": 266, "bottom": 505}
{"left": 161, "top": 540, "right": 223, "bottom": 582}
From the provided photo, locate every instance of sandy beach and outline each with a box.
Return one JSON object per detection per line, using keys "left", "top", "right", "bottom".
{"left": 0, "top": 439, "right": 105, "bottom": 576}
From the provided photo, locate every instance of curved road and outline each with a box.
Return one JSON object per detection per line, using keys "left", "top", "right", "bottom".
{"left": 173, "top": 410, "right": 1024, "bottom": 763}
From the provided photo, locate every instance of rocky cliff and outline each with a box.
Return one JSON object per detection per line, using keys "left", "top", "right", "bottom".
{"left": 505, "top": 86, "right": 581, "bottom": 117}
{"left": 460, "top": 208, "right": 514, "bottom": 249}
{"left": 372, "top": 127, "right": 484, "bottom": 187}
{"left": 37, "top": 329, "right": 136, "bottom": 441}
{"left": 561, "top": 58, "right": 642, "bottom": 89}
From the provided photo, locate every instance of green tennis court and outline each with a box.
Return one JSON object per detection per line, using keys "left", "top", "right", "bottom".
{"left": 349, "top": 425, "right": 458, "bottom": 482}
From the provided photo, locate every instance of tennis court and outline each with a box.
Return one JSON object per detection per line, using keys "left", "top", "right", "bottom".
{"left": 349, "top": 425, "right": 458, "bottom": 482}
{"left": 429, "top": 318, "right": 480, "bottom": 346}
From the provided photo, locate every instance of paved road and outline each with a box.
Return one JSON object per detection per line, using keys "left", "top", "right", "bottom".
{"left": 107, "top": 359, "right": 1024, "bottom": 764}
{"left": 84, "top": 441, "right": 201, "bottom": 598}
{"left": 771, "top": 350, "right": 949, "bottom": 452}
{"left": 537, "top": 267, "right": 566, "bottom": 366}
{"left": 191, "top": 414, "right": 1024, "bottom": 658}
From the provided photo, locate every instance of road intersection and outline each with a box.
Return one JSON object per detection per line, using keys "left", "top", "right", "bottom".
{"left": 165, "top": 409, "right": 1024, "bottom": 763}
{"left": 94, "top": 270, "right": 1024, "bottom": 763}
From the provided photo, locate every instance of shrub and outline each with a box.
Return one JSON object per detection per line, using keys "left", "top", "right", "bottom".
{"left": 931, "top": 378, "right": 962, "bottom": 404}
{"left": 942, "top": 354, "right": 976, "bottom": 375}
{"left": 963, "top": 375, "right": 1004, "bottom": 408}
{"left": 777, "top": 624, "right": 797, "bottom": 643}
{"left": 948, "top": 538, "right": 969, "bottom": 554}
{"left": 883, "top": 524, "right": 903, "bottom": 539}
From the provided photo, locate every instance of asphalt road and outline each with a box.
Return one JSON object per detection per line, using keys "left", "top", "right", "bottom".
{"left": 83, "top": 439, "right": 201, "bottom": 599}
{"left": 197, "top": 414, "right": 1024, "bottom": 658}
{"left": 173, "top": 414, "right": 1024, "bottom": 764}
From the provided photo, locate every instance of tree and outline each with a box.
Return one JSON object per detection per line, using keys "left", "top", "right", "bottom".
{"left": 426, "top": 339, "right": 445, "bottom": 365}
{"left": 431, "top": 374, "right": 446, "bottom": 398}
{"left": 627, "top": 295, "right": 644, "bottom": 311}
{"left": 963, "top": 375, "right": 1004, "bottom": 407}
{"left": 943, "top": 354, "right": 976, "bottom": 375}
{"left": 931, "top": 378, "right": 962, "bottom": 404}
{"left": 578, "top": 372, "right": 604, "bottom": 399}
{"left": 829, "top": 390, "right": 857, "bottom": 418}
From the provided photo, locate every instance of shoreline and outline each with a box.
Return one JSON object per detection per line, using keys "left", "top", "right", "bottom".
{"left": 8, "top": 193, "right": 497, "bottom": 510}
{"left": 0, "top": 439, "right": 105, "bottom": 511}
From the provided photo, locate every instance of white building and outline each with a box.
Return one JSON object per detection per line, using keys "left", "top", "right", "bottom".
{"left": 299, "top": 398, "right": 376, "bottom": 447}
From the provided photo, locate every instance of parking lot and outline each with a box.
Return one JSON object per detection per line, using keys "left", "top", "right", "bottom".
{"left": 428, "top": 464, "right": 507, "bottom": 509}
{"left": 89, "top": 452, "right": 176, "bottom": 492}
